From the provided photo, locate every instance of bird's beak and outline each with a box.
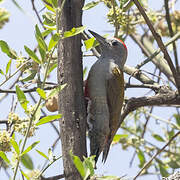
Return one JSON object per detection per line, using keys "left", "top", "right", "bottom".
{"left": 88, "top": 30, "right": 107, "bottom": 46}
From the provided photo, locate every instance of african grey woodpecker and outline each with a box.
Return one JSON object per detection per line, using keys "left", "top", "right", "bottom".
{"left": 85, "top": 30, "right": 127, "bottom": 164}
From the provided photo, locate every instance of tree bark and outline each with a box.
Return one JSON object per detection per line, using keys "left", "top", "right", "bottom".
{"left": 57, "top": 0, "right": 86, "bottom": 180}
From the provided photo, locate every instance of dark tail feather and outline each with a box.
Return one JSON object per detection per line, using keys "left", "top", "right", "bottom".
{"left": 94, "top": 148, "right": 100, "bottom": 164}
{"left": 102, "top": 142, "right": 111, "bottom": 163}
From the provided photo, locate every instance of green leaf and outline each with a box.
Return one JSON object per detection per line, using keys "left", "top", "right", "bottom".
{"left": 43, "top": 14, "right": 56, "bottom": 26}
{"left": 82, "top": 1, "right": 99, "bottom": 10}
{"left": 83, "top": 156, "right": 95, "bottom": 179}
{"left": 35, "top": 25, "right": 48, "bottom": 51}
{"left": 48, "top": 84, "right": 67, "bottom": 98}
{"left": 167, "top": 129, "right": 174, "bottom": 139}
{"left": 44, "top": 3, "right": 55, "bottom": 13}
{"left": 10, "top": 138, "right": 20, "bottom": 155}
{"left": 84, "top": 37, "right": 99, "bottom": 51}
{"left": 24, "top": 46, "right": 41, "bottom": 64}
{"left": 70, "top": 151, "right": 85, "bottom": 179}
{"left": 48, "top": 63, "right": 57, "bottom": 75}
{"left": 48, "top": 33, "right": 60, "bottom": 51}
{"left": 168, "top": 160, "right": 180, "bottom": 169}
{"left": 112, "top": 134, "right": 128, "bottom": 144}
{"left": 36, "top": 88, "right": 46, "bottom": 99}
{"left": 51, "top": 0, "right": 58, "bottom": 8}
{"left": 36, "top": 149, "right": 49, "bottom": 160}
{"left": 0, "top": 69, "right": 4, "bottom": 76}
{"left": 20, "top": 70, "right": 37, "bottom": 82}
{"left": 137, "top": 149, "right": 145, "bottom": 168}
{"left": 39, "top": 48, "right": 46, "bottom": 63}
{"left": 16, "top": 85, "right": 29, "bottom": 111}
{"left": 21, "top": 153, "right": 34, "bottom": 170}
{"left": 42, "top": 29, "right": 53, "bottom": 37}
{"left": 174, "top": 114, "right": 180, "bottom": 127}
{"left": 152, "top": 134, "right": 165, "bottom": 142}
{"left": 64, "top": 26, "right": 86, "bottom": 38}
{"left": 159, "top": 163, "right": 169, "bottom": 177}
{"left": 0, "top": 40, "right": 17, "bottom": 59}
{"left": 36, "top": 114, "right": 62, "bottom": 126}
{"left": 6, "top": 59, "right": 12, "bottom": 75}
{"left": 36, "top": 35, "right": 48, "bottom": 51}
{"left": 35, "top": 24, "right": 44, "bottom": 40}
{"left": 21, "top": 141, "right": 40, "bottom": 156}
{"left": 0, "top": 151, "right": 10, "bottom": 164}
{"left": 32, "top": 105, "right": 42, "bottom": 125}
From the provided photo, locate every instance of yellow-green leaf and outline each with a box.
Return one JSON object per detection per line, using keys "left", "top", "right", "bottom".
{"left": 70, "top": 151, "right": 85, "bottom": 179}
{"left": 0, "top": 151, "right": 10, "bottom": 164}
{"left": 10, "top": 138, "right": 20, "bottom": 155}
{"left": 24, "top": 46, "right": 41, "bottom": 64}
{"left": 36, "top": 114, "right": 62, "bottom": 126}
{"left": 64, "top": 26, "right": 86, "bottom": 38}
{"left": 152, "top": 134, "right": 165, "bottom": 142}
{"left": 16, "top": 85, "right": 29, "bottom": 111}
{"left": 0, "top": 40, "right": 17, "bottom": 59}
{"left": 21, "top": 153, "right": 34, "bottom": 170}
{"left": 21, "top": 141, "right": 40, "bottom": 156}
{"left": 36, "top": 149, "right": 49, "bottom": 160}
{"left": 82, "top": 1, "right": 99, "bottom": 10}
{"left": 36, "top": 88, "right": 46, "bottom": 99}
{"left": 48, "top": 33, "right": 60, "bottom": 51}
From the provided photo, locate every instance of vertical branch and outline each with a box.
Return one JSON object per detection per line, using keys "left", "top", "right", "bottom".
{"left": 112, "top": 0, "right": 119, "bottom": 37}
{"left": 164, "top": 0, "right": 179, "bottom": 73}
{"left": 57, "top": 0, "right": 87, "bottom": 180}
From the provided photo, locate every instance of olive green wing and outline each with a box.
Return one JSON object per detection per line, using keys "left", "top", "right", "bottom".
{"left": 102, "top": 67, "right": 125, "bottom": 163}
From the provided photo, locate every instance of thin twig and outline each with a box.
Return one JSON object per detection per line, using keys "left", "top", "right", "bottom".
{"left": 136, "top": 31, "right": 180, "bottom": 69}
{"left": 125, "top": 83, "right": 160, "bottom": 91}
{"left": 0, "top": 60, "right": 30, "bottom": 87}
{"left": 133, "top": 130, "right": 180, "bottom": 180}
{"left": 38, "top": 156, "right": 62, "bottom": 179}
{"left": 129, "top": 107, "right": 153, "bottom": 167}
{"left": 31, "top": 0, "right": 44, "bottom": 26}
{"left": 0, "top": 85, "right": 57, "bottom": 94}
{"left": 133, "top": 0, "right": 180, "bottom": 94}
{"left": 12, "top": 47, "right": 56, "bottom": 180}
{"left": 164, "top": 0, "right": 179, "bottom": 74}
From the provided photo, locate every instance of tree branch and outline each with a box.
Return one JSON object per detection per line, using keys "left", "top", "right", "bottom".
{"left": 133, "top": 0, "right": 180, "bottom": 93}
{"left": 132, "top": 33, "right": 175, "bottom": 84}
{"left": 120, "top": 88, "right": 180, "bottom": 125}
{"left": 0, "top": 85, "right": 57, "bottom": 94}
{"left": 124, "top": 65, "right": 157, "bottom": 85}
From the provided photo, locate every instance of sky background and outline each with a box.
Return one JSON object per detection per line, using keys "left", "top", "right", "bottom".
{"left": 0, "top": 0, "right": 179, "bottom": 179}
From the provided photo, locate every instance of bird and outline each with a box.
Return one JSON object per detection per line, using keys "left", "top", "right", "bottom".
{"left": 85, "top": 30, "right": 128, "bottom": 165}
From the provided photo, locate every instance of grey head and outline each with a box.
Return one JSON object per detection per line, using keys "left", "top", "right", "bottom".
{"left": 88, "top": 30, "right": 127, "bottom": 69}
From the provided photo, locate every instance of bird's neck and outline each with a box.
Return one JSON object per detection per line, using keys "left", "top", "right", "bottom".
{"left": 100, "top": 55, "right": 124, "bottom": 69}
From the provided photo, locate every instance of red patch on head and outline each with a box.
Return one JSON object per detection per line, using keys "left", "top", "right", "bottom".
{"left": 114, "top": 37, "right": 127, "bottom": 50}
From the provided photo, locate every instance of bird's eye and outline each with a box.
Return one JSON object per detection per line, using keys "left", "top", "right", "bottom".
{"left": 112, "top": 40, "right": 118, "bottom": 46}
